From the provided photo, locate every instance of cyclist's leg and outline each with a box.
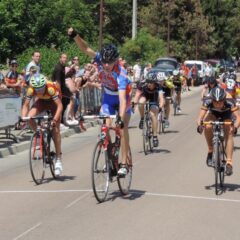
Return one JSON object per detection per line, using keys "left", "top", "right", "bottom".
{"left": 224, "top": 118, "right": 234, "bottom": 174}
{"left": 46, "top": 101, "right": 62, "bottom": 159}
{"left": 176, "top": 90, "right": 181, "bottom": 107}
{"left": 138, "top": 96, "right": 146, "bottom": 129}
{"left": 165, "top": 98, "right": 170, "bottom": 120}
{"left": 204, "top": 113, "right": 215, "bottom": 152}
{"left": 150, "top": 104, "right": 158, "bottom": 136}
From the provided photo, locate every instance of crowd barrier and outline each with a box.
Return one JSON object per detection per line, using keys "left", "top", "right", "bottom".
{"left": 0, "top": 90, "right": 21, "bottom": 142}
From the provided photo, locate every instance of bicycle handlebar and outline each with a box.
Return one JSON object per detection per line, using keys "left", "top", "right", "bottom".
{"left": 203, "top": 121, "right": 233, "bottom": 126}
{"left": 20, "top": 115, "right": 52, "bottom": 121}
{"left": 82, "top": 115, "right": 117, "bottom": 120}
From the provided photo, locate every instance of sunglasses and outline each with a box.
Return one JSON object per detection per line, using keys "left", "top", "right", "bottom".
{"left": 35, "top": 86, "right": 45, "bottom": 92}
{"left": 73, "top": 58, "right": 79, "bottom": 61}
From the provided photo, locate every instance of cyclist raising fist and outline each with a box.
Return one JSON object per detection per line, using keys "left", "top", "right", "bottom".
{"left": 68, "top": 27, "right": 132, "bottom": 176}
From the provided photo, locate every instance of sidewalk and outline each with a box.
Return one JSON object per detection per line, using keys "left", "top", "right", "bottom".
{"left": 0, "top": 86, "right": 202, "bottom": 158}
{"left": 0, "top": 120, "right": 100, "bottom": 158}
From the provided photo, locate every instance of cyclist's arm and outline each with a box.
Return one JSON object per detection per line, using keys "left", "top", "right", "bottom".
{"left": 68, "top": 28, "right": 96, "bottom": 59}
{"left": 21, "top": 99, "right": 30, "bottom": 117}
{"left": 197, "top": 108, "right": 207, "bottom": 126}
{"left": 119, "top": 89, "right": 127, "bottom": 120}
{"left": 53, "top": 98, "right": 63, "bottom": 122}
{"left": 165, "top": 79, "right": 174, "bottom": 89}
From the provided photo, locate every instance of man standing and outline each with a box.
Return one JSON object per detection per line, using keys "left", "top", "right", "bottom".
{"left": 25, "top": 51, "right": 42, "bottom": 84}
{"left": 52, "top": 53, "right": 70, "bottom": 126}
{"left": 133, "top": 59, "right": 142, "bottom": 83}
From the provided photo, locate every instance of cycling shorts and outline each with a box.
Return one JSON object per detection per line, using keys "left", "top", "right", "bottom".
{"left": 100, "top": 93, "right": 131, "bottom": 116}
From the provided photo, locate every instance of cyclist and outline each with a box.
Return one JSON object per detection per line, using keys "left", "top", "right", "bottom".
{"left": 168, "top": 70, "right": 185, "bottom": 113}
{"left": 201, "top": 76, "right": 218, "bottom": 100}
{"left": 197, "top": 86, "right": 240, "bottom": 176}
{"left": 21, "top": 74, "right": 63, "bottom": 176}
{"left": 133, "top": 72, "right": 165, "bottom": 147}
{"left": 68, "top": 27, "right": 131, "bottom": 176}
{"left": 158, "top": 75, "right": 175, "bottom": 128}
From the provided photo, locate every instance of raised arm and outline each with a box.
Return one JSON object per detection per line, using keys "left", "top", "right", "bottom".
{"left": 68, "top": 27, "right": 96, "bottom": 59}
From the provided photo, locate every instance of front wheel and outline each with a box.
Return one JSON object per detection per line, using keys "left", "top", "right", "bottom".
{"left": 29, "top": 132, "right": 45, "bottom": 185}
{"left": 118, "top": 147, "right": 133, "bottom": 195}
{"left": 91, "top": 140, "right": 110, "bottom": 203}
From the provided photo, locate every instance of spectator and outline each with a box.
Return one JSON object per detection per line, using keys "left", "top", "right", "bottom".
{"left": 5, "top": 60, "right": 22, "bottom": 95}
{"left": 133, "top": 59, "right": 142, "bottom": 83}
{"left": 190, "top": 64, "right": 198, "bottom": 87}
{"left": 52, "top": 53, "right": 70, "bottom": 128}
{"left": 143, "top": 63, "right": 152, "bottom": 78}
{"left": 24, "top": 51, "right": 42, "bottom": 84}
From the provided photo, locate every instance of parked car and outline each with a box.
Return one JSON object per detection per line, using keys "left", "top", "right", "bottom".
{"left": 145, "top": 67, "right": 171, "bottom": 81}
{"left": 154, "top": 57, "right": 180, "bottom": 75}
{"left": 184, "top": 60, "right": 207, "bottom": 85}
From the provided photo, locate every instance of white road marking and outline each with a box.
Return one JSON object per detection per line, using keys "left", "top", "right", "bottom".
{"left": 1, "top": 189, "right": 240, "bottom": 204}
{"left": 13, "top": 222, "right": 42, "bottom": 240}
{"left": 66, "top": 191, "right": 91, "bottom": 209}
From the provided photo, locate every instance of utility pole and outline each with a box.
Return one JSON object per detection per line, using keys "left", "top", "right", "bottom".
{"left": 167, "top": 0, "right": 171, "bottom": 56}
{"left": 132, "top": 0, "right": 137, "bottom": 39}
{"left": 99, "top": 0, "right": 103, "bottom": 50}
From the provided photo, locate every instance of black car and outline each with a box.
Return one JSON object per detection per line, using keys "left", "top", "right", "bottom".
{"left": 154, "top": 57, "right": 180, "bottom": 72}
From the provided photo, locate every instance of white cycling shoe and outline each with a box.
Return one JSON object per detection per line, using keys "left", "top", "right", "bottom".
{"left": 54, "top": 160, "right": 63, "bottom": 176}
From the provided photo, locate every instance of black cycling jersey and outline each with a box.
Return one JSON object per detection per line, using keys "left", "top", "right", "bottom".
{"left": 137, "top": 82, "right": 164, "bottom": 103}
{"left": 202, "top": 98, "right": 237, "bottom": 120}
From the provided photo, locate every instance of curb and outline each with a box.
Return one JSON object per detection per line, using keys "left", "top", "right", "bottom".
{"left": 0, "top": 120, "right": 100, "bottom": 158}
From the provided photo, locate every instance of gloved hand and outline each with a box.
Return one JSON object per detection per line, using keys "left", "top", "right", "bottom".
{"left": 68, "top": 27, "right": 78, "bottom": 38}
{"left": 197, "top": 125, "right": 204, "bottom": 134}
{"left": 116, "top": 116, "right": 124, "bottom": 129}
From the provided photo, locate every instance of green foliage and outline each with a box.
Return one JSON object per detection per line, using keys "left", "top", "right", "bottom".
{"left": 121, "top": 29, "right": 166, "bottom": 65}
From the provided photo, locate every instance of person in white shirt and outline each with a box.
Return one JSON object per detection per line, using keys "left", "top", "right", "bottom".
{"left": 143, "top": 63, "right": 152, "bottom": 78}
{"left": 133, "top": 59, "right": 142, "bottom": 83}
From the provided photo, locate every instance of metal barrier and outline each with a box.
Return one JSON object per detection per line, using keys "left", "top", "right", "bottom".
{"left": 79, "top": 87, "right": 102, "bottom": 114}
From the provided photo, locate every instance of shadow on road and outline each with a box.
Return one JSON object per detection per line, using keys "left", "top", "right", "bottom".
{"left": 163, "top": 130, "right": 179, "bottom": 134}
{"left": 107, "top": 189, "right": 146, "bottom": 202}
{"left": 205, "top": 182, "right": 240, "bottom": 194}
{"left": 31, "top": 175, "right": 77, "bottom": 185}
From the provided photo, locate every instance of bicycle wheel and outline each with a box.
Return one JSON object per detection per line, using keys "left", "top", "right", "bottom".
{"left": 91, "top": 140, "right": 110, "bottom": 203}
{"left": 47, "top": 134, "right": 59, "bottom": 179}
{"left": 213, "top": 140, "right": 222, "bottom": 195}
{"left": 143, "top": 118, "right": 150, "bottom": 155}
{"left": 29, "top": 132, "right": 45, "bottom": 185}
{"left": 118, "top": 147, "right": 133, "bottom": 195}
{"left": 219, "top": 141, "right": 225, "bottom": 188}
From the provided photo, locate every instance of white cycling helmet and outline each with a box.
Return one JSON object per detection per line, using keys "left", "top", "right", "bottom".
{"left": 173, "top": 69, "right": 180, "bottom": 76}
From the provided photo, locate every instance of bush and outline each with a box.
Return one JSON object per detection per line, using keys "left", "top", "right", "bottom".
{"left": 120, "top": 28, "right": 167, "bottom": 65}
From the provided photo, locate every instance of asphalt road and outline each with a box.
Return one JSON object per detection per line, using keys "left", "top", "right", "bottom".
{"left": 1, "top": 87, "right": 240, "bottom": 240}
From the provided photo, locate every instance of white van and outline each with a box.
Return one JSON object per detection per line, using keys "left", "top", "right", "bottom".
{"left": 184, "top": 60, "right": 207, "bottom": 84}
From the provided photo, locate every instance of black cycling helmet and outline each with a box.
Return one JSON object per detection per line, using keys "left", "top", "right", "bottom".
{"left": 210, "top": 86, "right": 226, "bottom": 102}
{"left": 146, "top": 72, "right": 158, "bottom": 83}
{"left": 208, "top": 76, "right": 217, "bottom": 85}
{"left": 100, "top": 44, "right": 119, "bottom": 64}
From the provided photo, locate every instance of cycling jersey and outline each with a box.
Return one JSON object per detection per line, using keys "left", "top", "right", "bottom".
{"left": 26, "top": 81, "right": 59, "bottom": 101}
{"left": 168, "top": 76, "right": 184, "bottom": 91}
{"left": 94, "top": 52, "right": 131, "bottom": 115}
{"left": 137, "top": 82, "right": 164, "bottom": 103}
{"left": 201, "top": 98, "right": 237, "bottom": 120}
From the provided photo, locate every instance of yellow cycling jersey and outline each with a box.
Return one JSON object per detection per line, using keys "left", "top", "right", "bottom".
{"left": 26, "top": 81, "right": 59, "bottom": 101}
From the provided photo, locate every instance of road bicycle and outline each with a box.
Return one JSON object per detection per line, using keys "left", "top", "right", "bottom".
{"left": 83, "top": 115, "right": 132, "bottom": 203}
{"left": 142, "top": 102, "right": 154, "bottom": 155}
{"left": 21, "top": 113, "right": 58, "bottom": 185}
{"left": 203, "top": 121, "right": 232, "bottom": 195}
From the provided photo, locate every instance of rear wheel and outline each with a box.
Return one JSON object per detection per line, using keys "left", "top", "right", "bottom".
{"left": 143, "top": 118, "right": 151, "bottom": 155}
{"left": 118, "top": 147, "right": 133, "bottom": 195}
{"left": 91, "top": 140, "right": 110, "bottom": 203}
{"left": 158, "top": 111, "right": 165, "bottom": 134}
{"left": 29, "top": 132, "right": 45, "bottom": 185}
